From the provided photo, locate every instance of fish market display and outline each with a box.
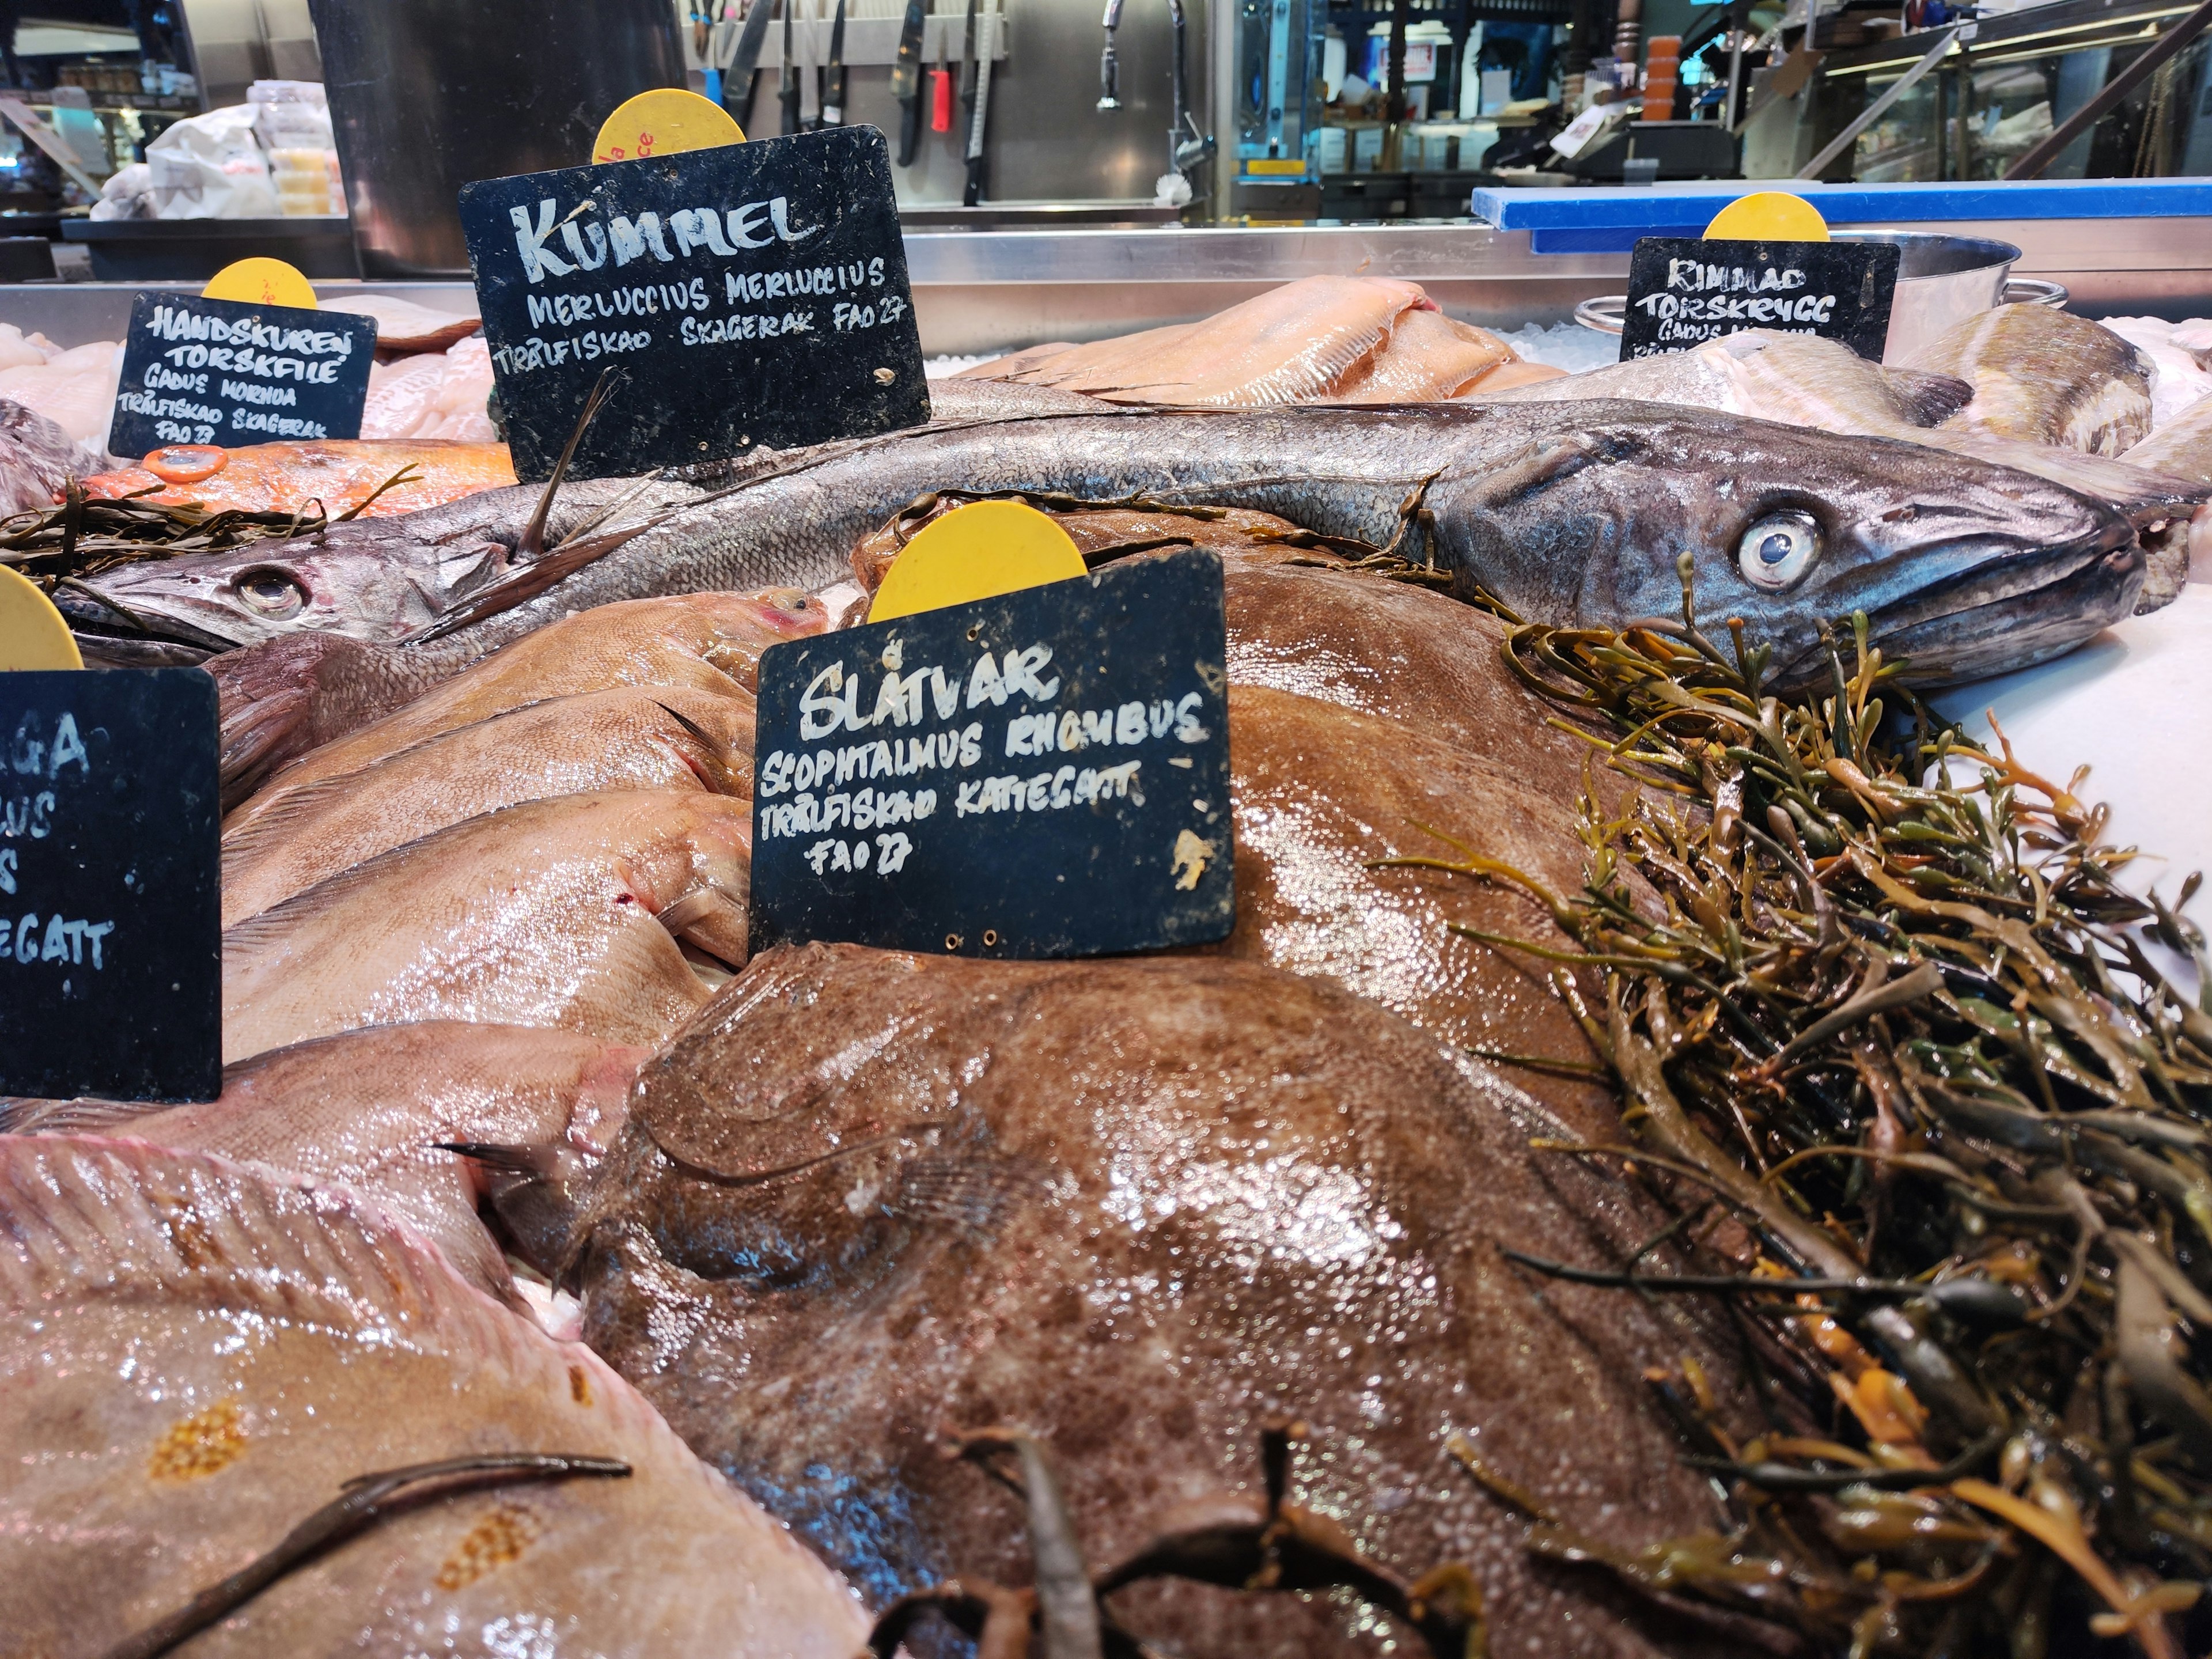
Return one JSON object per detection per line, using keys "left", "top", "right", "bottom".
{"left": 556, "top": 944, "right": 1758, "bottom": 1658}
{"left": 956, "top": 275, "right": 1551, "bottom": 406}
{"left": 1903, "top": 302, "right": 2154, "bottom": 455}
{"left": 361, "top": 335, "right": 499, "bottom": 441}
{"left": 221, "top": 685, "right": 752, "bottom": 925}
{"left": 0, "top": 1135, "right": 870, "bottom": 1658}
{"left": 1, "top": 1022, "right": 645, "bottom": 1297}
{"left": 221, "top": 789, "right": 752, "bottom": 1062}
{"left": 226, "top": 589, "right": 821, "bottom": 822}
{"left": 82, "top": 434, "right": 517, "bottom": 517}
{"left": 75, "top": 399, "right": 2143, "bottom": 690}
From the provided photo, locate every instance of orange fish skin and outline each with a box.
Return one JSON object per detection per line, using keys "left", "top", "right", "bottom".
{"left": 79, "top": 438, "right": 517, "bottom": 517}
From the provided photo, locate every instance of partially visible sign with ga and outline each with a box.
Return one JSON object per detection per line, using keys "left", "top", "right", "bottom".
{"left": 457, "top": 125, "right": 928, "bottom": 482}
{"left": 0, "top": 669, "right": 221, "bottom": 1102}
{"left": 749, "top": 548, "right": 1234, "bottom": 959}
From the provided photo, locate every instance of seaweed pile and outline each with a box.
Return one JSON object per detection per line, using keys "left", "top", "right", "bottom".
{"left": 1420, "top": 558, "right": 2212, "bottom": 1657}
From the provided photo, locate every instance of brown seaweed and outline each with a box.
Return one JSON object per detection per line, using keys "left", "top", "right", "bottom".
{"left": 1410, "top": 554, "right": 2212, "bottom": 1656}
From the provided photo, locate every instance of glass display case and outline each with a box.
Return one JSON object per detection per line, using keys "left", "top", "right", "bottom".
{"left": 1809, "top": 0, "right": 2212, "bottom": 181}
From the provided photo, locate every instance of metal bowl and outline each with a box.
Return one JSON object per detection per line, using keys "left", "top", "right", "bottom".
{"left": 1573, "top": 229, "right": 2067, "bottom": 363}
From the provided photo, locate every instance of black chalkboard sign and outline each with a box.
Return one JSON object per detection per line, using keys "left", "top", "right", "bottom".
{"left": 750, "top": 549, "right": 1234, "bottom": 959}
{"left": 1619, "top": 237, "right": 1901, "bottom": 362}
{"left": 458, "top": 125, "right": 929, "bottom": 482}
{"left": 0, "top": 669, "right": 220, "bottom": 1103}
{"left": 108, "top": 291, "right": 375, "bottom": 459}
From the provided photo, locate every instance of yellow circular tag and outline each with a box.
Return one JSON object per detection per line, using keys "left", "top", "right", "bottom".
{"left": 593, "top": 89, "right": 745, "bottom": 164}
{"left": 202, "top": 257, "right": 318, "bottom": 308}
{"left": 869, "top": 501, "right": 1089, "bottom": 622}
{"left": 0, "top": 566, "right": 82, "bottom": 670}
{"left": 1703, "top": 192, "right": 1830, "bottom": 243}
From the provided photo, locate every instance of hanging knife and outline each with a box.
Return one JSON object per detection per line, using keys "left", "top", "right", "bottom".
{"left": 892, "top": 0, "right": 929, "bottom": 165}
{"left": 820, "top": 0, "right": 847, "bottom": 126}
{"left": 779, "top": 0, "right": 802, "bottom": 135}
{"left": 723, "top": 0, "right": 776, "bottom": 132}
{"left": 963, "top": 0, "right": 995, "bottom": 205}
{"left": 956, "top": 0, "right": 980, "bottom": 147}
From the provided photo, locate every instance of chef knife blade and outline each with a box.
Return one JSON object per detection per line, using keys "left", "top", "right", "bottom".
{"left": 820, "top": 0, "right": 847, "bottom": 125}
{"left": 723, "top": 0, "right": 776, "bottom": 131}
{"left": 956, "top": 0, "right": 979, "bottom": 143}
{"left": 963, "top": 0, "right": 995, "bottom": 205}
{"left": 892, "top": 0, "right": 929, "bottom": 165}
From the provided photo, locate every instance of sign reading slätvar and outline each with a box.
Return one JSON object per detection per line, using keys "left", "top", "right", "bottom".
{"left": 457, "top": 125, "right": 929, "bottom": 482}
{"left": 1619, "top": 237, "right": 1900, "bottom": 362}
{"left": 0, "top": 670, "right": 221, "bottom": 1103}
{"left": 109, "top": 291, "right": 374, "bottom": 457}
{"left": 749, "top": 549, "right": 1234, "bottom": 959}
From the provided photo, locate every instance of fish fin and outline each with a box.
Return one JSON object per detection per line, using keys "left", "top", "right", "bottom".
{"left": 890, "top": 1150, "right": 1050, "bottom": 1236}
{"left": 221, "top": 828, "right": 453, "bottom": 952}
{"left": 399, "top": 510, "right": 675, "bottom": 646}
{"left": 221, "top": 764, "right": 376, "bottom": 861}
{"left": 0, "top": 1094, "right": 162, "bottom": 1135}
{"left": 441, "top": 1141, "right": 589, "bottom": 1278}
{"left": 654, "top": 701, "right": 749, "bottom": 797}
{"left": 657, "top": 885, "right": 749, "bottom": 968}
{"left": 1881, "top": 367, "right": 1976, "bottom": 428}
{"left": 516, "top": 366, "right": 623, "bottom": 559}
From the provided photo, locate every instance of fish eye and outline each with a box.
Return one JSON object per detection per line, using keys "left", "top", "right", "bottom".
{"left": 232, "top": 566, "right": 308, "bottom": 617}
{"left": 1737, "top": 511, "right": 1820, "bottom": 591}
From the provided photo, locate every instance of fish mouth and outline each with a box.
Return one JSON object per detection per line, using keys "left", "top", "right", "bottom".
{"left": 1773, "top": 517, "right": 2144, "bottom": 690}
{"left": 52, "top": 584, "right": 262, "bottom": 656}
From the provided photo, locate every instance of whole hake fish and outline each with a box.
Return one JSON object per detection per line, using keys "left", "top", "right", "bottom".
{"left": 76, "top": 397, "right": 2140, "bottom": 690}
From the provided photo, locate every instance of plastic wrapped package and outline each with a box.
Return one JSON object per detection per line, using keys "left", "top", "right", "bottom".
{"left": 146, "top": 105, "right": 279, "bottom": 219}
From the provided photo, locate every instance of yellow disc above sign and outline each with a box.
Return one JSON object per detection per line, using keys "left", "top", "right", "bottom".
{"left": 0, "top": 566, "right": 82, "bottom": 670}
{"left": 593, "top": 88, "right": 745, "bottom": 164}
{"left": 1704, "top": 192, "right": 1830, "bottom": 243}
{"left": 869, "top": 501, "right": 1089, "bottom": 622}
{"left": 202, "top": 256, "right": 317, "bottom": 308}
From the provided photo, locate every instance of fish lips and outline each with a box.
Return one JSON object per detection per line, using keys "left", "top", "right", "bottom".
{"left": 1769, "top": 497, "right": 2142, "bottom": 690}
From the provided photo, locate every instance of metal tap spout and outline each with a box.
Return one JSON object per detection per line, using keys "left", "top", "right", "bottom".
{"left": 1098, "top": 0, "right": 1124, "bottom": 109}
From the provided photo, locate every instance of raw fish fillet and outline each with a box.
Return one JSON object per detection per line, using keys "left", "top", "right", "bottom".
{"left": 0, "top": 1022, "right": 645, "bottom": 1299}
{"left": 0, "top": 1135, "right": 869, "bottom": 1659}
{"left": 364, "top": 336, "right": 497, "bottom": 441}
{"left": 220, "top": 790, "right": 752, "bottom": 1062}
{"left": 1327, "top": 306, "right": 1515, "bottom": 401}
{"left": 0, "top": 339, "right": 122, "bottom": 450}
{"left": 958, "top": 275, "right": 1436, "bottom": 405}
{"left": 81, "top": 436, "right": 517, "bottom": 517}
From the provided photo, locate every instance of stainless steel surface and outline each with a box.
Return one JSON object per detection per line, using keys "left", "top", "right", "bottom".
{"left": 307, "top": 0, "right": 687, "bottom": 277}
{"left": 0, "top": 220, "right": 2194, "bottom": 357}
{"left": 176, "top": 0, "right": 321, "bottom": 108}
{"left": 2004, "top": 275, "right": 2071, "bottom": 306}
{"left": 1833, "top": 228, "right": 2018, "bottom": 360}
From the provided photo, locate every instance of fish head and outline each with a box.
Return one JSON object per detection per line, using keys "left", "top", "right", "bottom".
{"left": 1440, "top": 400, "right": 2141, "bottom": 688}
{"left": 54, "top": 518, "right": 487, "bottom": 653}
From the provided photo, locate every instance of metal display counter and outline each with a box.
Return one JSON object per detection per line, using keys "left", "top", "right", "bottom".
{"left": 3, "top": 208, "right": 2209, "bottom": 358}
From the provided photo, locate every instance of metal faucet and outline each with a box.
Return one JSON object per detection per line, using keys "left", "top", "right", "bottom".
{"left": 1099, "top": 0, "right": 1214, "bottom": 189}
